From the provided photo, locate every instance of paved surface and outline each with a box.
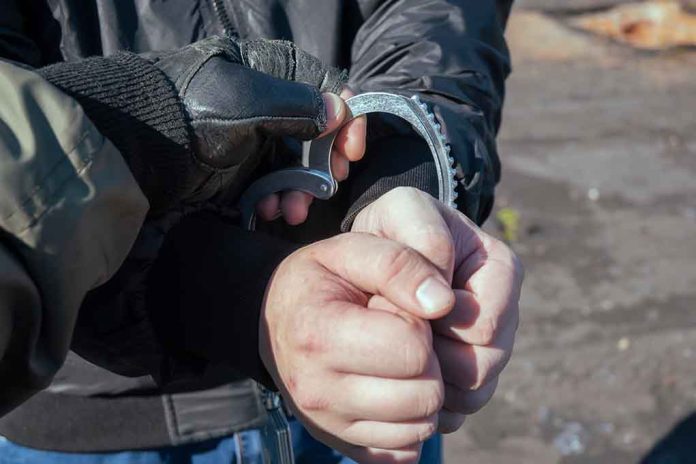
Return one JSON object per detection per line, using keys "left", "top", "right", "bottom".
{"left": 444, "top": 5, "right": 696, "bottom": 463}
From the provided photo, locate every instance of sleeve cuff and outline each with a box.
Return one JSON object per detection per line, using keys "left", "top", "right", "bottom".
{"left": 341, "top": 133, "right": 439, "bottom": 232}
{"left": 147, "top": 212, "right": 299, "bottom": 388}
{"left": 38, "top": 53, "right": 193, "bottom": 213}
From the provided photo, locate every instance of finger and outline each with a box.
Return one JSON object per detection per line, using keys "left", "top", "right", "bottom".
{"left": 336, "top": 357, "right": 443, "bottom": 422}
{"left": 367, "top": 294, "right": 408, "bottom": 315}
{"left": 280, "top": 190, "right": 314, "bottom": 225}
{"left": 342, "top": 416, "right": 438, "bottom": 450}
{"left": 334, "top": 114, "right": 366, "bottom": 162}
{"left": 452, "top": 228, "right": 525, "bottom": 291}
{"left": 334, "top": 112, "right": 367, "bottom": 160}
{"left": 295, "top": 300, "right": 434, "bottom": 379}
{"left": 442, "top": 377, "right": 498, "bottom": 416}
{"left": 333, "top": 88, "right": 367, "bottom": 164}
{"left": 431, "top": 288, "right": 520, "bottom": 347}
{"left": 307, "top": 429, "right": 423, "bottom": 464}
{"left": 432, "top": 319, "right": 516, "bottom": 391}
{"left": 320, "top": 93, "right": 348, "bottom": 137}
{"left": 317, "top": 233, "right": 455, "bottom": 319}
{"left": 345, "top": 445, "right": 422, "bottom": 464}
{"left": 425, "top": 200, "right": 523, "bottom": 287}
{"left": 351, "top": 188, "right": 456, "bottom": 280}
{"left": 255, "top": 194, "right": 281, "bottom": 221}
{"left": 437, "top": 409, "right": 466, "bottom": 434}
{"left": 331, "top": 148, "right": 350, "bottom": 181}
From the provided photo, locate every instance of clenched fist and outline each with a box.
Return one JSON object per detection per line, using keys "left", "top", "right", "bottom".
{"left": 260, "top": 233, "right": 456, "bottom": 463}
{"left": 353, "top": 187, "right": 524, "bottom": 434}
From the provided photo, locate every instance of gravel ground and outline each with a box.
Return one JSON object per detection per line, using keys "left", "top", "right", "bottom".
{"left": 443, "top": 5, "right": 696, "bottom": 464}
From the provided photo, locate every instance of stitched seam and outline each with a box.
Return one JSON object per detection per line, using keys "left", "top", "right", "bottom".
{"left": 193, "top": 115, "right": 318, "bottom": 125}
{"left": 2, "top": 129, "right": 94, "bottom": 228}
{"left": 164, "top": 394, "right": 183, "bottom": 440}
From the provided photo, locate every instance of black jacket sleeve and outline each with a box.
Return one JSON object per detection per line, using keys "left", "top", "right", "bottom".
{"left": 343, "top": 0, "right": 513, "bottom": 226}
{"left": 0, "top": 8, "right": 290, "bottom": 389}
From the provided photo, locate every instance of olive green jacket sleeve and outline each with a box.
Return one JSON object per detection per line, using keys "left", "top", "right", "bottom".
{"left": 0, "top": 61, "right": 149, "bottom": 416}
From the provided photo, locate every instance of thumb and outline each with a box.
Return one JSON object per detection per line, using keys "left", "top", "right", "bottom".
{"left": 321, "top": 93, "right": 348, "bottom": 136}
{"left": 314, "top": 233, "right": 455, "bottom": 320}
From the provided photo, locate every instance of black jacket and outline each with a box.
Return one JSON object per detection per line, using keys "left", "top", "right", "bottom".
{"left": 0, "top": 0, "right": 512, "bottom": 451}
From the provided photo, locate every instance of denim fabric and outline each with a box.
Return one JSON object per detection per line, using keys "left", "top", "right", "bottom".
{"left": 289, "top": 420, "right": 442, "bottom": 464}
{"left": 0, "top": 422, "right": 442, "bottom": 464}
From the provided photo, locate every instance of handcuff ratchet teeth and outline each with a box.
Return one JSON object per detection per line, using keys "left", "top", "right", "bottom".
{"left": 239, "top": 92, "right": 458, "bottom": 230}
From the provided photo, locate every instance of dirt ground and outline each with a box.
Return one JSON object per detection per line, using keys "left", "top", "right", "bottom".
{"left": 444, "top": 4, "right": 696, "bottom": 464}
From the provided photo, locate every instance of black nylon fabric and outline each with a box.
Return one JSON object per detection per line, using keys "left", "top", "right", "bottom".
{"left": 0, "top": 0, "right": 512, "bottom": 451}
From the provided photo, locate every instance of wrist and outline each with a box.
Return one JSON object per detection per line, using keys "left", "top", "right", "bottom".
{"left": 341, "top": 134, "right": 439, "bottom": 231}
{"left": 147, "top": 212, "right": 300, "bottom": 388}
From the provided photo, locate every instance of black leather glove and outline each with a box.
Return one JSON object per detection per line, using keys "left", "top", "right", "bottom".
{"left": 39, "top": 36, "right": 347, "bottom": 213}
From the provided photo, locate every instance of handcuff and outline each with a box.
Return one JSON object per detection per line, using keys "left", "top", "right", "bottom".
{"left": 239, "top": 92, "right": 458, "bottom": 230}
{"left": 239, "top": 91, "right": 458, "bottom": 464}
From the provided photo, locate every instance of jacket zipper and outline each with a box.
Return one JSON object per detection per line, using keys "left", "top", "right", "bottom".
{"left": 211, "top": 0, "right": 237, "bottom": 37}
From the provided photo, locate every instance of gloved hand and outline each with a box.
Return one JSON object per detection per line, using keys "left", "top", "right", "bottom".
{"left": 39, "top": 36, "right": 366, "bottom": 216}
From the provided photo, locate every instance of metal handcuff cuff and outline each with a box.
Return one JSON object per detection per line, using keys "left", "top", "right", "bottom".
{"left": 238, "top": 92, "right": 458, "bottom": 464}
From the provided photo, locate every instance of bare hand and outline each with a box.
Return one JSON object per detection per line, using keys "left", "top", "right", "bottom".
{"left": 352, "top": 187, "right": 524, "bottom": 433}
{"left": 256, "top": 89, "right": 366, "bottom": 225}
{"left": 260, "top": 232, "right": 455, "bottom": 463}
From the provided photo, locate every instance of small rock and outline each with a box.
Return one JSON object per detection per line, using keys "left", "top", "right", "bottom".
{"left": 587, "top": 188, "right": 600, "bottom": 202}
{"left": 622, "top": 431, "right": 636, "bottom": 446}
{"left": 527, "top": 224, "right": 543, "bottom": 236}
{"left": 617, "top": 337, "right": 631, "bottom": 351}
{"left": 599, "top": 422, "right": 616, "bottom": 434}
{"left": 683, "top": 207, "right": 696, "bottom": 222}
{"left": 553, "top": 422, "right": 587, "bottom": 456}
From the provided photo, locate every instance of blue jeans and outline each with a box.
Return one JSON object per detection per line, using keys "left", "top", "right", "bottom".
{"left": 0, "top": 420, "right": 442, "bottom": 464}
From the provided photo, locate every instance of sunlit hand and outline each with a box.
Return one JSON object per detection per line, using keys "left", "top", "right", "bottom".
{"left": 260, "top": 232, "right": 455, "bottom": 463}
{"left": 352, "top": 187, "right": 524, "bottom": 433}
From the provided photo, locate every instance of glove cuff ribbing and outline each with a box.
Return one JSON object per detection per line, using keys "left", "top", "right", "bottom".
{"left": 39, "top": 53, "right": 194, "bottom": 213}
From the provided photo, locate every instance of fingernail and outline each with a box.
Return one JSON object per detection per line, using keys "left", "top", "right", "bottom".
{"left": 416, "top": 277, "right": 453, "bottom": 315}
{"left": 323, "top": 93, "right": 343, "bottom": 121}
